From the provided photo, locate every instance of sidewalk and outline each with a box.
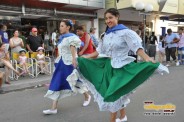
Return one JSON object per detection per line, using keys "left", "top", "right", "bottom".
{"left": 2, "top": 74, "right": 52, "bottom": 93}
{"left": 1, "top": 58, "right": 55, "bottom": 93}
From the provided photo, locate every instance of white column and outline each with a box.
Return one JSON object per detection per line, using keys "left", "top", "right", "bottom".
{"left": 154, "top": 15, "right": 161, "bottom": 35}
{"left": 93, "top": 18, "right": 99, "bottom": 38}
{"left": 86, "top": 20, "right": 91, "bottom": 33}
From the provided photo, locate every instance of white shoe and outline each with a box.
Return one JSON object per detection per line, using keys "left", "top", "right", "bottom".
{"left": 176, "top": 61, "right": 180, "bottom": 66}
{"left": 116, "top": 115, "right": 127, "bottom": 122}
{"left": 165, "top": 64, "right": 170, "bottom": 67}
{"left": 83, "top": 95, "right": 91, "bottom": 107}
{"left": 43, "top": 109, "right": 57, "bottom": 115}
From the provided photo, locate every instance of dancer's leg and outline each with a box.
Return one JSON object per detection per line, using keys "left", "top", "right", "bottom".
{"left": 43, "top": 100, "right": 58, "bottom": 115}
{"left": 5, "top": 66, "right": 10, "bottom": 83}
{"left": 83, "top": 92, "right": 89, "bottom": 101}
{"left": 110, "top": 112, "right": 117, "bottom": 122}
{"left": 1, "top": 59, "right": 19, "bottom": 75}
{"left": 82, "top": 92, "right": 91, "bottom": 106}
{"left": 51, "top": 100, "right": 58, "bottom": 110}
{"left": 119, "top": 108, "right": 126, "bottom": 119}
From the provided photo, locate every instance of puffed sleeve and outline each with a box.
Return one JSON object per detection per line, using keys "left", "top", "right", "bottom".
{"left": 69, "top": 36, "right": 81, "bottom": 49}
{"left": 124, "top": 30, "right": 143, "bottom": 54}
{"left": 96, "top": 40, "right": 103, "bottom": 54}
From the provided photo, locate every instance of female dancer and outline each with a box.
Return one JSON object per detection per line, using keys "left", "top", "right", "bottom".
{"left": 75, "top": 8, "right": 168, "bottom": 122}
{"left": 43, "top": 19, "right": 91, "bottom": 115}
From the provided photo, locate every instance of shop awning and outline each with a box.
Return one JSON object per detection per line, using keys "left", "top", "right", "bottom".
{"left": 0, "top": 0, "right": 98, "bottom": 19}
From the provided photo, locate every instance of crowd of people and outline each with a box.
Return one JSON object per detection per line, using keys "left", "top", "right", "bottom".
{"left": 41, "top": 8, "right": 168, "bottom": 122}
{"left": 0, "top": 25, "right": 52, "bottom": 93}
{"left": 0, "top": 20, "right": 99, "bottom": 93}
{"left": 0, "top": 7, "right": 180, "bottom": 122}
{"left": 144, "top": 28, "right": 184, "bottom": 67}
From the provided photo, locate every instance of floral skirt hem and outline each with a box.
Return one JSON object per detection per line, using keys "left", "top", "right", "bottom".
{"left": 44, "top": 90, "right": 74, "bottom": 101}
{"left": 76, "top": 57, "right": 169, "bottom": 112}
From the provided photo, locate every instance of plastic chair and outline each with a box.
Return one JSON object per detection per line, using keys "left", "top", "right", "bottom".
{"left": 12, "top": 52, "right": 34, "bottom": 80}
{"left": 30, "top": 52, "right": 52, "bottom": 77}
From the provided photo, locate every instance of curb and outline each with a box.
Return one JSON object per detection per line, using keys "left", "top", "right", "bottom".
{"left": 2, "top": 77, "right": 51, "bottom": 93}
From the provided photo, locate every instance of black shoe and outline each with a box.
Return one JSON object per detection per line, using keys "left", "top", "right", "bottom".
{"left": 0, "top": 89, "right": 4, "bottom": 94}
{"left": 5, "top": 81, "right": 11, "bottom": 85}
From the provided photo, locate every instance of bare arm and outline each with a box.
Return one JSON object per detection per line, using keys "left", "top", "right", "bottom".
{"left": 9, "top": 38, "right": 14, "bottom": 48}
{"left": 42, "top": 43, "right": 44, "bottom": 49}
{"left": 70, "top": 45, "right": 77, "bottom": 67}
{"left": 36, "top": 55, "right": 39, "bottom": 60}
{"left": 26, "top": 44, "right": 33, "bottom": 53}
{"left": 82, "top": 51, "right": 99, "bottom": 59}
{"left": 137, "top": 48, "right": 155, "bottom": 63}
{"left": 172, "top": 38, "right": 179, "bottom": 43}
{"left": 5, "top": 52, "right": 10, "bottom": 61}
{"left": 20, "top": 39, "right": 24, "bottom": 48}
{"left": 18, "top": 56, "right": 21, "bottom": 62}
{"left": 91, "top": 41, "right": 96, "bottom": 48}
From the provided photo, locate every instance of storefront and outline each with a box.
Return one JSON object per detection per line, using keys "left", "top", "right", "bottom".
{"left": 0, "top": 0, "right": 102, "bottom": 38}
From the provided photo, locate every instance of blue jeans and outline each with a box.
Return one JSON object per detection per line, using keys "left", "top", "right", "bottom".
{"left": 177, "top": 47, "right": 184, "bottom": 61}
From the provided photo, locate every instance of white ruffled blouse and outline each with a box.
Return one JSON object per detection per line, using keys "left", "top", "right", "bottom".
{"left": 55, "top": 36, "right": 81, "bottom": 65}
{"left": 97, "top": 29, "right": 143, "bottom": 68}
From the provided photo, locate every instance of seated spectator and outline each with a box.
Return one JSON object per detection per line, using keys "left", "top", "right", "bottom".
{"left": 19, "top": 49, "right": 29, "bottom": 75}
{"left": 36, "top": 47, "right": 49, "bottom": 74}
{"left": 0, "top": 43, "right": 20, "bottom": 84}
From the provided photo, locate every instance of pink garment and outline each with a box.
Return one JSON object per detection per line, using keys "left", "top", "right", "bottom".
{"left": 37, "top": 54, "right": 45, "bottom": 63}
{"left": 178, "top": 33, "right": 184, "bottom": 48}
{"left": 19, "top": 56, "right": 27, "bottom": 65}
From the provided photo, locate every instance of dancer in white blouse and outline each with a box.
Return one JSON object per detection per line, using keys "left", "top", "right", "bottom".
{"left": 43, "top": 19, "right": 91, "bottom": 115}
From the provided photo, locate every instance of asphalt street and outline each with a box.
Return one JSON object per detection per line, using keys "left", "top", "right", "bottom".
{"left": 0, "top": 65, "right": 183, "bottom": 122}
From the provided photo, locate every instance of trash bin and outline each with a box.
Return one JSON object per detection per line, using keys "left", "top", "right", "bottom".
{"left": 147, "top": 44, "right": 156, "bottom": 59}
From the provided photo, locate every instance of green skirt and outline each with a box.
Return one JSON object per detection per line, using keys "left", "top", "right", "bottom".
{"left": 77, "top": 57, "right": 160, "bottom": 112}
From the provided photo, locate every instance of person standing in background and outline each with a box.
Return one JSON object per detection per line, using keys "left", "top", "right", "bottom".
{"left": 44, "top": 31, "right": 50, "bottom": 56}
{"left": 0, "top": 24, "right": 9, "bottom": 52}
{"left": 164, "top": 29, "right": 180, "bottom": 66}
{"left": 158, "top": 36, "right": 165, "bottom": 63}
{"left": 19, "top": 31, "right": 27, "bottom": 49}
{"left": 177, "top": 28, "right": 184, "bottom": 65}
{"left": 51, "top": 29, "right": 58, "bottom": 57}
{"left": 9, "top": 30, "right": 24, "bottom": 55}
{"left": 26, "top": 27, "right": 44, "bottom": 53}
{"left": 51, "top": 29, "right": 57, "bottom": 46}
{"left": 148, "top": 32, "right": 158, "bottom": 59}
{"left": 89, "top": 27, "right": 99, "bottom": 48}
{"left": 76, "top": 26, "right": 94, "bottom": 56}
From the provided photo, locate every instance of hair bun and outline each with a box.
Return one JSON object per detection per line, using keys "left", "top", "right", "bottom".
{"left": 68, "top": 20, "right": 73, "bottom": 26}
